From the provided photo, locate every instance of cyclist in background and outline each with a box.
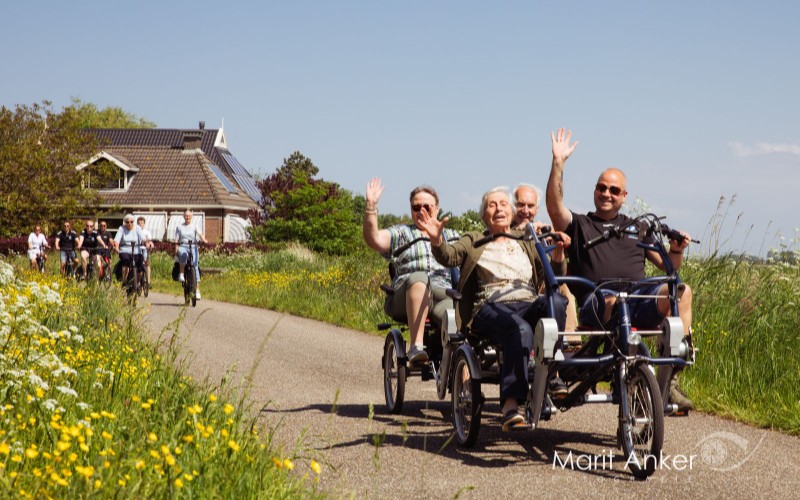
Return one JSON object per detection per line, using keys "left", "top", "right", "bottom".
{"left": 27, "top": 224, "right": 49, "bottom": 271}
{"left": 55, "top": 220, "right": 79, "bottom": 276}
{"left": 137, "top": 217, "right": 155, "bottom": 287}
{"left": 175, "top": 210, "right": 208, "bottom": 300}
{"left": 113, "top": 214, "right": 145, "bottom": 286}
{"left": 77, "top": 220, "right": 108, "bottom": 279}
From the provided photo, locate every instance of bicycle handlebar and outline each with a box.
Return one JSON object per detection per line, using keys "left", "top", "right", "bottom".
{"left": 583, "top": 214, "right": 699, "bottom": 250}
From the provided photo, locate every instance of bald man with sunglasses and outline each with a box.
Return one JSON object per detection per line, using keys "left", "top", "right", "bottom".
{"left": 545, "top": 128, "right": 695, "bottom": 412}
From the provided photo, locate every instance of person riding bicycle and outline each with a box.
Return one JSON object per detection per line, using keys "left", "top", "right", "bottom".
{"left": 363, "top": 179, "right": 460, "bottom": 364}
{"left": 55, "top": 220, "right": 79, "bottom": 276}
{"left": 137, "top": 217, "right": 155, "bottom": 287}
{"left": 175, "top": 210, "right": 208, "bottom": 300}
{"left": 545, "top": 128, "right": 695, "bottom": 412}
{"left": 512, "top": 183, "right": 579, "bottom": 396}
{"left": 27, "top": 224, "right": 49, "bottom": 271}
{"left": 113, "top": 214, "right": 145, "bottom": 287}
{"left": 417, "top": 186, "right": 569, "bottom": 431}
{"left": 77, "top": 220, "right": 108, "bottom": 279}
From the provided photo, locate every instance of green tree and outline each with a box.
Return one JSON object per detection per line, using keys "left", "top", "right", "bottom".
{"left": 66, "top": 97, "right": 156, "bottom": 128}
{"left": 251, "top": 152, "right": 361, "bottom": 254}
{"left": 446, "top": 209, "right": 484, "bottom": 233}
{"left": 0, "top": 101, "right": 102, "bottom": 237}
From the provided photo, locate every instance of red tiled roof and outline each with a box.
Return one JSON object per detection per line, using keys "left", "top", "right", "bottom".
{"left": 93, "top": 146, "right": 258, "bottom": 211}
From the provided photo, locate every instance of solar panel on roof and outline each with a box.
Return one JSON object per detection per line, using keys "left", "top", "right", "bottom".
{"left": 218, "top": 150, "right": 263, "bottom": 203}
{"left": 207, "top": 163, "right": 238, "bottom": 194}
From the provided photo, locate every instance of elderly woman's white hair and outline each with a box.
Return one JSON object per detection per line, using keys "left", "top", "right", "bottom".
{"left": 478, "top": 186, "right": 516, "bottom": 226}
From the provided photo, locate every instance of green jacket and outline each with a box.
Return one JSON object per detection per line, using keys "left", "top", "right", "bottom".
{"left": 431, "top": 231, "right": 548, "bottom": 332}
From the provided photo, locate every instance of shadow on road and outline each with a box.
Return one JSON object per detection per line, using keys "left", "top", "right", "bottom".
{"left": 263, "top": 400, "right": 625, "bottom": 477}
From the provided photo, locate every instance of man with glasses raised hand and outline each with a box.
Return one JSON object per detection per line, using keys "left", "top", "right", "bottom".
{"left": 363, "top": 178, "right": 459, "bottom": 364}
{"left": 545, "top": 128, "right": 695, "bottom": 412}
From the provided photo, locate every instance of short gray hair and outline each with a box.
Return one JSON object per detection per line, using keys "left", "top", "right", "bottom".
{"left": 478, "top": 186, "right": 515, "bottom": 225}
{"left": 513, "top": 183, "right": 542, "bottom": 207}
{"left": 123, "top": 214, "right": 135, "bottom": 222}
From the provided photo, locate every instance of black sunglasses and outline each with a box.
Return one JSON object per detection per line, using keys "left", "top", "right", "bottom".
{"left": 595, "top": 183, "right": 624, "bottom": 196}
{"left": 411, "top": 204, "right": 433, "bottom": 212}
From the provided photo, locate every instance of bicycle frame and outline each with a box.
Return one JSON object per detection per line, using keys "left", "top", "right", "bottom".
{"left": 524, "top": 218, "right": 690, "bottom": 428}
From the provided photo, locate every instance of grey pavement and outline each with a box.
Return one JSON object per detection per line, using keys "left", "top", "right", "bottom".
{"left": 141, "top": 292, "right": 800, "bottom": 499}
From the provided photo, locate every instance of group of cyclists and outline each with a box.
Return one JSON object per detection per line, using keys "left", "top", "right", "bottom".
{"left": 26, "top": 210, "right": 207, "bottom": 301}
{"left": 365, "top": 127, "right": 697, "bottom": 426}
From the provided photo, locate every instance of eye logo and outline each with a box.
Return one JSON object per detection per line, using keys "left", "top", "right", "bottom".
{"left": 694, "top": 431, "right": 766, "bottom": 471}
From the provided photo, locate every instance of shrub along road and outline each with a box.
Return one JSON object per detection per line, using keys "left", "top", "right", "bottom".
{"left": 141, "top": 292, "right": 799, "bottom": 497}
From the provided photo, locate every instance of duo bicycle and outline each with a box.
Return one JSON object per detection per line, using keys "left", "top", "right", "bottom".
{"left": 380, "top": 213, "right": 695, "bottom": 479}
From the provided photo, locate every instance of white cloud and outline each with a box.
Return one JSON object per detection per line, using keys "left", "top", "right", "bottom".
{"left": 728, "top": 141, "right": 800, "bottom": 157}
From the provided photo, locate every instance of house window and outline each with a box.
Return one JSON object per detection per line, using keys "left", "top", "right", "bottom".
{"left": 84, "top": 159, "right": 130, "bottom": 190}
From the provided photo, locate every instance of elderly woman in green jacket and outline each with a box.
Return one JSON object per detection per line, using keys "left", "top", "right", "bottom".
{"left": 417, "top": 186, "right": 569, "bottom": 431}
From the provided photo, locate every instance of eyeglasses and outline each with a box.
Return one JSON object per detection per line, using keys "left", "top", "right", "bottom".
{"left": 595, "top": 183, "right": 624, "bottom": 196}
{"left": 411, "top": 204, "right": 433, "bottom": 212}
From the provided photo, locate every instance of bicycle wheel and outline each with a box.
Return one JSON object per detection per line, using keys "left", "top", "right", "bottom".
{"left": 451, "top": 350, "right": 482, "bottom": 447}
{"left": 383, "top": 333, "right": 406, "bottom": 414}
{"left": 185, "top": 266, "right": 196, "bottom": 306}
{"left": 619, "top": 362, "right": 664, "bottom": 479}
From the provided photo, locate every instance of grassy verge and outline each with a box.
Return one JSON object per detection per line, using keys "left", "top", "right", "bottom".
{"left": 149, "top": 245, "right": 800, "bottom": 436}
{"left": 680, "top": 256, "right": 800, "bottom": 433}
{"left": 0, "top": 260, "right": 322, "bottom": 497}
{"left": 149, "top": 245, "right": 388, "bottom": 333}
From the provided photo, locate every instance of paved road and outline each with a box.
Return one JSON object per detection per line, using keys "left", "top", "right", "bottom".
{"left": 141, "top": 292, "right": 799, "bottom": 498}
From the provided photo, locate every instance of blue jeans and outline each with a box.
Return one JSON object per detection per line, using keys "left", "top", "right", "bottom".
{"left": 472, "top": 294, "right": 567, "bottom": 404}
{"left": 177, "top": 245, "right": 200, "bottom": 282}
{"left": 579, "top": 284, "right": 663, "bottom": 329}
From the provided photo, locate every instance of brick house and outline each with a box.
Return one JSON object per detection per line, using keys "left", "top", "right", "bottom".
{"left": 76, "top": 123, "right": 260, "bottom": 243}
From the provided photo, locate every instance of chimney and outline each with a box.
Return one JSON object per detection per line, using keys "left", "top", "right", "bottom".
{"left": 181, "top": 130, "right": 203, "bottom": 151}
{"left": 199, "top": 121, "right": 205, "bottom": 130}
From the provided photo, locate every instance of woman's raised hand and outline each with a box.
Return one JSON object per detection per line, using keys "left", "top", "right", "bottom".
{"left": 417, "top": 206, "right": 448, "bottom": 245}
{"left": 365, "top": 177, "right": 384, "bottom": 208}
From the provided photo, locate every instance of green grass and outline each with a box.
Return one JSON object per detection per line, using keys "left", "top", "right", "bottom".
{"left": 150, "top": 244, "right": 800, "bottom": 436}
{"left": 0, "top": 260, "right": 323, "bottom": 497}
{"left": 149, "top": 245, "right": 388, "bottom": 333}
{"left": 679, "top": 256, "right": 800, "bottom": 433}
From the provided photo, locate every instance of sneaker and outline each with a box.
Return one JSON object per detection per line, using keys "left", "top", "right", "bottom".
{"left": 179, "top": 273, "right": 185, "bottom": 282}
{"left": 548, "top": 376, "right": 568, "bottom": 397}
{"left": 195, "top": 290, "right": 201, "bottom": 300}
{"left": 406, "top": 345, "right": 428, "bottom": 364}
{"left": 501, "top": 409, "right": 526, "bottom": 431}
{"left": 669, "top": 377, "right": 694, "bottom": 413}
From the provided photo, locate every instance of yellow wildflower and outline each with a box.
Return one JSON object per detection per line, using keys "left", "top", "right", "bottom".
{"left": 209, "top": 394, "right": 218, "bottom": 402}
{"left": 135, "top": 460, "right": 145, "bottom": 471}
{"left": 75, "top": 465, "right": 94, "bottom": 478}
{"left": 273, "top": 457, "right": 282, "bottom": 468}
{"left": 283, "top": 458, "right": 294, "bottom": 470}
{"left": 228, "top": 440, "right": 240, "bottom": 452}
{"left": 57, "top": 441, "right": 70, "bottom": 452}
{"left": 25, "top": 446, "right": 39, "bottom": 459}
{"left": 175, "top": 478, "right": 184, "bottom": 488}
{"left": 101, "top": 431, "right": 112, "bottom": 440}
{"left": 148, "top": 432, "right": 158, "bottom": 442}
{"left": 311, "top": 460, "right": 322, "bottom": 475}
{"left": 223, "top": 404, "right": 234, "bottom": 414}
{"left": 0, "top": 442, "right": 9, "bottom": 455}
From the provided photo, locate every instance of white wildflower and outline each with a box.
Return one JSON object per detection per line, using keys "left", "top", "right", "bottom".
{"left": 42, "top": 399, "right": 60, "bottom": 412}
{"left": 93, "top": 381, "right": 104, "bottom": 390}
{"left": 55, "top": 386, "right": 78, "bottom": 398}
{"left": 0, "top": 261, "right": 14, "bottom": 287}
{"left": 77, "top": 402, "right": 89, "bottom": 411}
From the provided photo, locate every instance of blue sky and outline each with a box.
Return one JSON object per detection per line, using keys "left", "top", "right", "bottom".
{"left": 3, "top": 1, "right": 798, "bottom": 255}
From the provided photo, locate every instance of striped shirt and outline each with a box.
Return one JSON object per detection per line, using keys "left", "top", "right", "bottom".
{"left": 385, "top": 225, "right": 459, "bottom": 289}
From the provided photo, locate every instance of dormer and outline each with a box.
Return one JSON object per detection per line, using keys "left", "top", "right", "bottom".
{"left": 76, "top": 151, "right": 139, "bottom": 191}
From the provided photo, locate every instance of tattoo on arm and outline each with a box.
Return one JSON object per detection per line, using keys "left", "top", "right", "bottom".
{"left": 558, "top": 174, "right": 563, "bottom": 199}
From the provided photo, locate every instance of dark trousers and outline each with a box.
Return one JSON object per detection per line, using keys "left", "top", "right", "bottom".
{"left": 472, "top": 294, "right": 567, "bottom": 403}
